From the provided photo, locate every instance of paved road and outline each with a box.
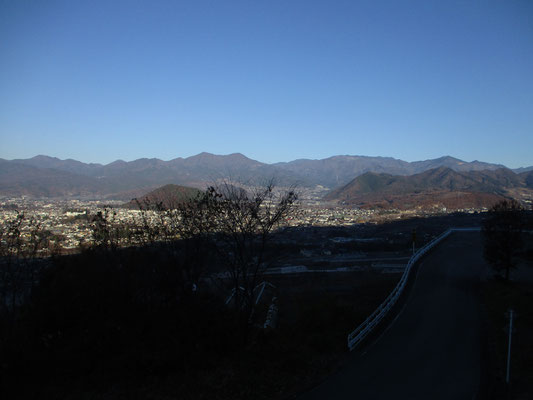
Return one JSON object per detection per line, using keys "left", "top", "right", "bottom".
{"left": 300, "top": 232, "right": 486, "bottom": 400}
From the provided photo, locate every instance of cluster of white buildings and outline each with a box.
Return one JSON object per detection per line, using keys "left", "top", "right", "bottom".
{"left": 0, "top": 195, "right": 491, "bottom": 253}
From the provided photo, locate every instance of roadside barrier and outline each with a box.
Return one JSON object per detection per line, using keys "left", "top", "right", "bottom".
{"left": 347, "top": 227, "right": 481, "bottom": 351}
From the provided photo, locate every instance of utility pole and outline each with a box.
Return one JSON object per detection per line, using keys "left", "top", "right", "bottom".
{"left": 412, "top": 228, "right": 416, "bottom": 254}
{"left": 504, "top": 308, "right": 518, "bottom": 400}
{"left": 506, "top": 308, "right": 514, "bottom": 385}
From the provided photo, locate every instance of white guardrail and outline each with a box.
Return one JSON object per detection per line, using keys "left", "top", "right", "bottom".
{"left": 347, "top": 227, "right": 481, "bottom": 351}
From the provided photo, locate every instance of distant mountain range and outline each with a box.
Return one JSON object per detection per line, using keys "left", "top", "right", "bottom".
{"left": 123, "top": 184, "right": 201, "bottom": 209}
{"left": 0, "top": 153, "right": 531, "bottom": 200}
{"left": 273, "top": 155, "right": 507, "bottom": 188}
{"left": 324, "top": 167, "right": 533, "bottom": 209}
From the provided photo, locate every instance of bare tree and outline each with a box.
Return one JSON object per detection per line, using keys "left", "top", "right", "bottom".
{"left": 206, "top": 181, "right": 298, "bottom": 341}
{"left": 130, "top": 191, "right": 219, "bottom": 296}
{"left": 0, "top": 212, "right": 49, "bottom": 315}
{"left": 89, "top": 182, "right": 297, "bottom": 340}
{"left": 90, "top": 208, "right": 121, "bottom": 250}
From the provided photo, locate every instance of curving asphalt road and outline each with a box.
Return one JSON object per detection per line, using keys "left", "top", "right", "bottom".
{"left": 300, "top": 231, "right": 486, "bottom": 400}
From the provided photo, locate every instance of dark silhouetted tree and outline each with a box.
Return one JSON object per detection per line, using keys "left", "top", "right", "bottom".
{"left": 0, "top": 212, "right": 49, "bottom": 315}
{"left": 206, "top": 181, "right": 298, "bottom": 341}
{"left": 482, "top": 199, "right": 524, "bottom": 280}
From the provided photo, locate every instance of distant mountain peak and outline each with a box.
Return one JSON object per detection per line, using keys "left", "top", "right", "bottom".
{"left": 1, "top": 153, "right": 524, "bottom": 199}
{"left": 107, "top": 159, "right": 127, "bottom": 166}
{"left": 227, "top": 152, "right": 249, "bottom": 158}
{"left": 124, "top": 184, "right": 201, "bottom": 209}
{"left": 324, "top": 166, "right": 530, "bottom": 209}
{"left": 32, "top": 154, "right": 59, "bottom": 160}
{"left": 438, "top": 155, "right": 460, "bottom": 160}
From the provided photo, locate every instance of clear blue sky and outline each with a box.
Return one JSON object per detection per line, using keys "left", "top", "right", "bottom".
{"left": 1, "top": 0, "right": 532, "bottom": 168}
